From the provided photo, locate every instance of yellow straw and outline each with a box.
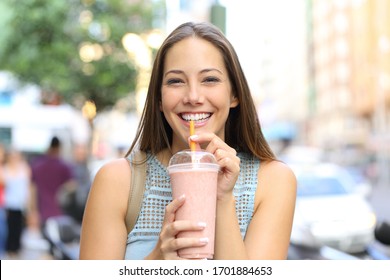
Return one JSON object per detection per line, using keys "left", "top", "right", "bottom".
{"left": 189, "top": 120, "right": 196, "bottom": 151}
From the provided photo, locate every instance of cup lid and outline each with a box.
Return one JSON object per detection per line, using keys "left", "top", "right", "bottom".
{"left": 167, "top": 150, "right": 219, "bottom": 172}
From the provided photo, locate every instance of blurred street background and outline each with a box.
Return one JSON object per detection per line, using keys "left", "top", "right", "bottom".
{"left": 0, "top": 0, "right": 389, "bottom": 260}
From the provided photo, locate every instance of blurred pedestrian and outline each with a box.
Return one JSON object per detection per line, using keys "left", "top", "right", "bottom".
{"left": 30, "top": 136, "right": 76, "bottom": 239}
{"left": 0, "top": 143, "right": 7, "bottom": 258}
{"left": 3, "top": 148, "right": 31, "bottom": 258}
{"left": 60, "top": 143, "right": 91, "bottom": 223}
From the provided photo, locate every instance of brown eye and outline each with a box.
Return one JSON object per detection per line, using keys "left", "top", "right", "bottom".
{"left": 166, "top": 78, "right": 184, "bottom": 85}
{"left": 203, "top": 77, "right": 220, "bottom": 83}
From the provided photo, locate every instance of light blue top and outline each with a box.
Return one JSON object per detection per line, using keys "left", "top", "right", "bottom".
{"left": 124, "top": 152, "right": 260, "bottom": 260}
{"left": 4, "top": 167, "right": 30, "bottom": 211}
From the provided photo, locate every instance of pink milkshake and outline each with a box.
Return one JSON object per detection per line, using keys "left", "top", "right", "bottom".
{"left": 168, "top": 150, "right": 219, "bottom": 259}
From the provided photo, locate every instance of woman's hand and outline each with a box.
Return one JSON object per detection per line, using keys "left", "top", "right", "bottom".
{"left": 150, "top": 195, "right": 209, "bottom": 260}
{"left": 189, "top": 133, "right": 240, "bottom": 201}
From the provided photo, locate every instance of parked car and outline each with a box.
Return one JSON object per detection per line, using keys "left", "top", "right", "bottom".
{"left": 289, "top": 163, "right": 376, "bottom": 253}
{"left": 344, "top": 166, "right": 373, "bottom": 198}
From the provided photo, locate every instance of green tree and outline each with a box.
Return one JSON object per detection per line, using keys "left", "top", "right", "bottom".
{"left": 0, "top": 0, "right": 165, "bottom": 111}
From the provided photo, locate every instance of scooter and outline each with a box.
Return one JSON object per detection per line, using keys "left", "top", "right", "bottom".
{"left": 43, "top": 215, "right": 80, "bottom": 260}
{"left": 366, "top": 220, "right": 390, "bottom": 260}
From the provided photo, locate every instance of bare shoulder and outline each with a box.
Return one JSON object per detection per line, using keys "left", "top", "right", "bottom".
{"left": 258, "top": 160, "right": 297, "bottom": 183}
{"left": 86, "top": 158, "right": 132, "bottom": 220}
{"left": 90, "top": 158, "right": 132, "bottom": 201}
{"left": 94, "top": 158, "right": 131, "bottom": 183}
{"left": 255, "top": 160, "right": 297, "bottom": 205}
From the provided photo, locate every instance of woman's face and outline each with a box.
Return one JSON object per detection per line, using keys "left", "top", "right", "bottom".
{"left": 161, "top": 37, "right": 238, "bottom": 151}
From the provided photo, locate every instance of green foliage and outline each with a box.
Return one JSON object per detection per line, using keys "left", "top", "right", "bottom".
{"left": 0, "top": 0, "right": 164, "bottom": 111}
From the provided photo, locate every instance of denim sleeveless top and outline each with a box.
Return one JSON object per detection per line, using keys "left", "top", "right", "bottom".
{"left": 124, "top": 152, "right": 260, "bottom": 260}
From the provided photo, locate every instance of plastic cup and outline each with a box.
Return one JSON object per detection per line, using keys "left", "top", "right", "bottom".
{"left": 167, "top": 150, "right": 220, "bottom": 259}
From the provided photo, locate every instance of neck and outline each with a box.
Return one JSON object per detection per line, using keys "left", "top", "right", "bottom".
{"left": 156, "top": 148, "right": 173, "bottom": 167}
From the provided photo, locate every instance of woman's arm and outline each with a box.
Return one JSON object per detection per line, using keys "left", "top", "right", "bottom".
{"left": 214, "top": 160, "right": 296, "bottom": 259}
{"left": 244, "top": 160, "right": 297, "bottom": 259}
{"left": 79, "top": 159, "right": 131, "bottom": 259}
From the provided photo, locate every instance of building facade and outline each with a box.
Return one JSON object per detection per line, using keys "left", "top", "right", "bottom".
{"left": 308, "top": 0, "right": 390, "bottom": 173}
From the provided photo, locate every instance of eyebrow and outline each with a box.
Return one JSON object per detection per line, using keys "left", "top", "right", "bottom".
{"left": 164, "top": 68, "right": 224, "bottom": 77}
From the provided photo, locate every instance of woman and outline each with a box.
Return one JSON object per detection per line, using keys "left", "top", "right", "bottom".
{"left": 80, "top": 21, "right": 297, "bottom": 260}
{"left": 3, "top": 149, "right": 31, "bottom": 258}
{"left": 0, "top": 143, "right": 7, "bottom": 258}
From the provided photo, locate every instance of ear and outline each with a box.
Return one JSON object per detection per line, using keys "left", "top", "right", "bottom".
{"left": 230, "top": 95, "right": 239, "bottom": 108}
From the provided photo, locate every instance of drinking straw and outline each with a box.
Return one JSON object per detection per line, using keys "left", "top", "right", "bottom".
{"left": 189, "top": 120, "right": 196, "bottom": 152}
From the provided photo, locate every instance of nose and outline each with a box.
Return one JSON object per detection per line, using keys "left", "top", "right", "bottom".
{"left": 183, "top": 83, "right": 204, "bottom": 105}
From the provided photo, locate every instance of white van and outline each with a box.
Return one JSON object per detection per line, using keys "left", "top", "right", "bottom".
{"left": 0, "top": 104, "right": 91, "bottom": 159}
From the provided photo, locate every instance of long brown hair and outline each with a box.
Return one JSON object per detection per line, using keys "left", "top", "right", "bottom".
{"left": 126, "top": 22, "right": 275, "bottom": 161}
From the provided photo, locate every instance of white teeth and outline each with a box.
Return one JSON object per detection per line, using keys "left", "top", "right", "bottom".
{"left": 181, "top": 113, "right": 211, "bottom": 121}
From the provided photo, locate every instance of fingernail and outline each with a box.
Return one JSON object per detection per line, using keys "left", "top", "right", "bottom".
{"left": 199, "top": 237, "right": 209, "bottom": 244}
{"left": 178, "top": 194, "right": 185, "bottom": 201}
{"left": 197, "top": 222, "right": 207, "bottom": 228}
{"left": 189, "top": 135, "right": 199, "bottom": 140}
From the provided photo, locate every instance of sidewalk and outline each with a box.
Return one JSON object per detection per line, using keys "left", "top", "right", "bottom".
{"left": 1, "top": 227, "right": 52, "bottom": 260}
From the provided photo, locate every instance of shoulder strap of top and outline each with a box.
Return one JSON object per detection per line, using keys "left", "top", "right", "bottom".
{"left": 125, "top": 150, "right": 147, "bottom": 233}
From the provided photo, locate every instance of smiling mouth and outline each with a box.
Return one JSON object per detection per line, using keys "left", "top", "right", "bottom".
{"left": 180, "top": 113, "right": 212, "bottom": 122}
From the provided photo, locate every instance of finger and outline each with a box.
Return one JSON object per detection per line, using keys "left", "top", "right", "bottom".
{"left": 163, "top": 195, "right": 185, "bottom": 224}
{"left": 166, "top": 221, "right": 207, "bottom": 237}
{"left": 187, "top": 136, "right": 201, "bottom": 151}
{"left": 190, "top": 133, "right": 236, "bottom": 155}
{"left": 174, "top": 237, "right": 210, "bottom": 251}
{"left": 209, "top": 140, "right": 236, "bottom": 156}
{"left": 159, "top": 222, "right": 208, "bottom": 258}
{"left": 214, "top": 149, "right": 240, "bottom": 167}
{"left": 160, "top": 236, "right": 209, "bottom": 259}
